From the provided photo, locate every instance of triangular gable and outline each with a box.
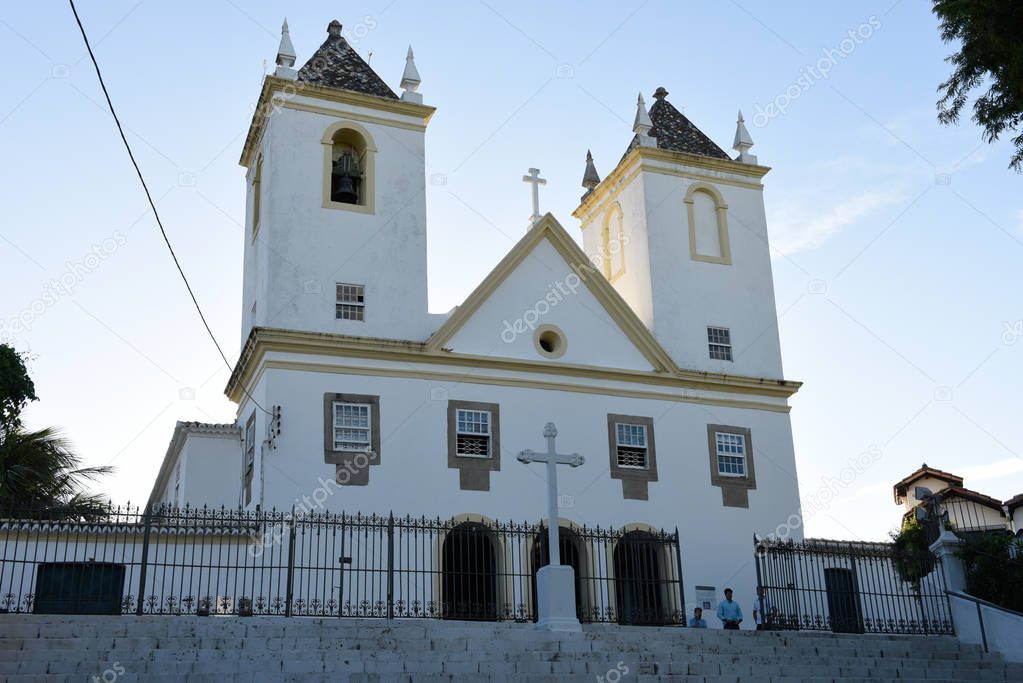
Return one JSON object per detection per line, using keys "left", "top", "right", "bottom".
{"left": 426, "top": 214, "right": 678, "bottom": 373}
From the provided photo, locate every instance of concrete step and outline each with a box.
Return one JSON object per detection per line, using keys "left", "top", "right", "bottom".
{"left": 2, "top": 614, "right": 1019, "bottom": 683}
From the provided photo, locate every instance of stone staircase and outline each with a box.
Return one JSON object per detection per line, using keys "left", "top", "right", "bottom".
{"left": 2, "top": 615, "right": 1020, "bottom": 682}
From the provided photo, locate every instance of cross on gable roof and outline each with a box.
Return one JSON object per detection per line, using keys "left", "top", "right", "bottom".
{"left": 623, "top": 92, "right": 730, "bottom": 161}
{"left": 297, "top": 20, "right": 398, "bottom": 100}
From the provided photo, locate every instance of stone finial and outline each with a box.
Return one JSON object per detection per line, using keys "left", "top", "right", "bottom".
{"left": 274, "top": 18, "right": 298, "bottom": 80}
{"left": 733, "top": 109, "right": 757, "bottom": 164}
{"left": 327, "top": 20, "right": 343, "bottom": 38}
{"left": 400, "top": 46, "right": 423, "bottom": 104}
{"left": 633, "top": 92, "right": 654, "bottom": 147}
{"left": 581, "top": 150, "right": 600, "bottom": 193}
{"left": 653, "top": 86, "right": 669, "bottom": 101}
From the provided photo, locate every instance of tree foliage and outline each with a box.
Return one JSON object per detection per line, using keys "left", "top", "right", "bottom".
{"left": 891, "top": 518, "right": 936, "bottom": 593}
{"left": 0, "top": 344, "right": 37, "bottom": 433}
{"left": 933, "top": 0, "right": 1023, "bottom": 171}
{"left": 0, "top": 426, "right": 113, "bottom": 518}
{"left": 957, "top": 531, "right": 1023, "bottom": 612}
{"left": 0, "top": 346, "right": 112, "bottom": 518}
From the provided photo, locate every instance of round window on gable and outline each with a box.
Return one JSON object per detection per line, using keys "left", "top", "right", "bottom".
{"left": 534, "top": 325, "right": 567, "bottom": 359}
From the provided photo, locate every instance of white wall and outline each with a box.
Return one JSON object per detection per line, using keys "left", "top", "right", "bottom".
{"left": 180, "top": 432, "right": 244, "bottom": 509}
{"left": 950, "top": 592, "right": 1023, "bottom": 663}
{"left": 640, "top": 169, "right": 783, "bottom": 379}
{"left": 234, "top": 356, "right": 801, "bottom": 620}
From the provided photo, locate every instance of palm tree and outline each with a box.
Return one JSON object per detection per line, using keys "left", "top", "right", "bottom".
{"left": 0, "top": 426, "right": 112, "bottom": 519}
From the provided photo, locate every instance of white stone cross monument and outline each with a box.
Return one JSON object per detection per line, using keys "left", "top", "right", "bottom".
{"left": 517, "top": 422, "right": 584, "bottom": 631}
{"left": 522, "top": 167, "right": 547, "bottom": 229}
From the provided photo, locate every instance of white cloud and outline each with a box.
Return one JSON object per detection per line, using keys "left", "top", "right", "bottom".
{"left": 769, "top": 186, "right": 905, "bottom": 255}
{"left": 958, "top": 458, "right": 1023, "bottom": 486}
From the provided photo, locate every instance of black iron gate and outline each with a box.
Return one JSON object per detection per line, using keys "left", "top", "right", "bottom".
{"left": 0, "top": 505, "right": 684, "bottom": 624}
{"left": 754, "top": 536, "right": 953, "bottom": 634}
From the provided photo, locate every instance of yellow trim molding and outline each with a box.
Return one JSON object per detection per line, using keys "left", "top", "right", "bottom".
{"left": 602, "top": 202, "right": 626, "bottom": 281}
{"left": 239, "top": 76, "right": 436, "bottom": 168}
{"left": 249, "top": 359, "right": 794, "bottom": 414}
{"left": 574, "top": 146, "right": 769, "bottom": 223}
{"left": 685, "top": 182, "right": 732, "bottom": 265}
{"left": 225, "top": 327, "right": 802, "bottom": 406}
{"left": 321, "top": 120, "right": 376, "bottom": 214}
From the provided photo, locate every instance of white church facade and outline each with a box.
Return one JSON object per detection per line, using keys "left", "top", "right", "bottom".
{"left": 147, "top": 18, "right": 804, "bottom": 617}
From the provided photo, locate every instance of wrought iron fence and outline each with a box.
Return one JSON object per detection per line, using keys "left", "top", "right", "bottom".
{"left": 0, "top": 505, "right": 684, "bottom": 625}
{"left": 919, "top": 495, "right": 1012, "bottom": 545}
{"left": 754, "top": 537, "right": 953, "bottom": 635}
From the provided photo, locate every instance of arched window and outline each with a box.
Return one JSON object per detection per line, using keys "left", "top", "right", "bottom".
{"left": 441, "top": 521, "right": 499, "bottom": 621}
{"left": 251, "top": 155, "right": 262, "bottom": 237}
{"left": 685, "top": 183, "right": 731, "bottom": 265}
{"left": 321, "top": 122, "right": 376, "bottom": 213}
{"left": 602, "top": 203, "right": 625, "bottom": 280}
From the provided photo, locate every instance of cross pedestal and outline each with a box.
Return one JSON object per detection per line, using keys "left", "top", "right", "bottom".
{"left": 517, "top": 422, "right": 584, "bottom": 631}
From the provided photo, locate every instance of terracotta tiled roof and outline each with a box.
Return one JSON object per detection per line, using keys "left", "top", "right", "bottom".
{"left": 1005, "top": 493, "right": 1023, "bottom": 515}
{"left": 892, "top": 463, "right": 964, "bottom": 503}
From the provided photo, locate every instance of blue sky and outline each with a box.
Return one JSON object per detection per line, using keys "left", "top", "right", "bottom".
{"left": 2, "top": 1, "right": 1021, "bottom": 540}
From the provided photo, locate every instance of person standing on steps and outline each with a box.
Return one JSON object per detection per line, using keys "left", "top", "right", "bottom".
{"left": 716, "top": 587, "right": 743, "bottom": 630}
{"left": 753, "top": 586, "right": 776, "bottom": 630}
{"left": 688, "top": 606, "right": 707, "bottom": 628}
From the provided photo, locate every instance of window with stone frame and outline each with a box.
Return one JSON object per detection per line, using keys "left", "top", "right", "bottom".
{"left": 606, "top": 414, "right": 658, "bottom": 500}
{"left": 244, "top": 414, "right": 255, "bottom": 505}
{"left": 447, "top": 401, "right": 501, "bottom": 491}
{"left": 706, "top": 424, "right": 756, "bottom": 508}
{"left": 336, "top": 283, "right": 365, "bottom": 321}
{"left": 322, "top": 393, "right": 381, "bottom": 487}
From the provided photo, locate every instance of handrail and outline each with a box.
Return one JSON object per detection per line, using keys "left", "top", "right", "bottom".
{"left": 946, "top": 589, "right": 1023, "bottom": 619}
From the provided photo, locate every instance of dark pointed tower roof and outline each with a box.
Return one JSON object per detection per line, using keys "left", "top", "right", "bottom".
{"left": 624, "top": 87, "right": 730, "bottom": 160}
{"left": 297, "top": 20, "right": 398, "bottom": 99}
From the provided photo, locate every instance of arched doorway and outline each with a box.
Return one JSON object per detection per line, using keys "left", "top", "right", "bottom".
{"left": 613, "top": 530, "right": 667, "bottom": 625}
{"left": 529, "top": 526, "right": 585, "bottom": 621}
{"left": 441, "top": 522, "right": 498, "bottom": 621}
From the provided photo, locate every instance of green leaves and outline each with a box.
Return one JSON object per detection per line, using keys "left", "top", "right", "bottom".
{"left": 0, "top": 344, "right": 37, "bottom": 434}
{"left": 933, "top": 0, "right": 1023, "bottom": 171}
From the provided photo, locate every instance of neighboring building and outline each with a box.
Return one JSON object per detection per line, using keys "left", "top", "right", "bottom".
{"left": 893, "top": 463, "right": 1020, "bottom": 535}
{"left": 148, "top": 18, "right": 804, "bottom": 615}
{"left": 1007, "top": 494, "right": 1023, "bottom": 538}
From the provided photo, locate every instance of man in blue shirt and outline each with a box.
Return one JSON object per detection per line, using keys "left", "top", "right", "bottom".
{"left": 688, "top": 606, "right": 707, "bottom": 628}
{"left": 716, "top": 587, "right": 743, "bottom": 629}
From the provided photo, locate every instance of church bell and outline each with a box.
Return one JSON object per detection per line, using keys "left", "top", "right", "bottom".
{"left": 331, "top": 151, "right": 363, "bottom": 204}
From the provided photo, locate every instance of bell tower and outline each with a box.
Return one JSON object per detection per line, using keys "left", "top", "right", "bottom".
{"left": 238, "top": 20, "right": 436, "bottom": 347}
{"left": 574, "top": 88, "right": 785, "bottom": 380}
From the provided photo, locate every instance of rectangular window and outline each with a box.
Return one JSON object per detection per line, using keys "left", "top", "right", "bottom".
{"left": 708, "top": 326, "right": 733, "bottom": 361}
{"left": 455, "top": 408, "right": 491, "bottom": 458}
{"left": 244, "top": 414, "right": 256, "bottom": 505}
{"left": 336, "top": 283, "right": 365, "bottom": 321}
{"left": 715, "top": 432, "right": 747, "bottom": 477}
{"left": 615, "top": 422, "right": 648, "bottom": 469}
{"left": 333, "top": 402, "right": 371, "bottom": 451}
